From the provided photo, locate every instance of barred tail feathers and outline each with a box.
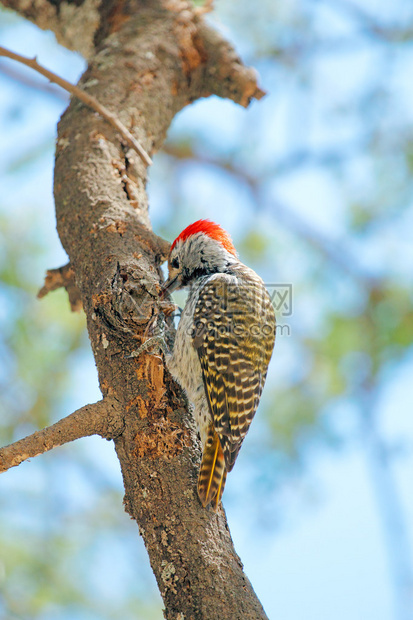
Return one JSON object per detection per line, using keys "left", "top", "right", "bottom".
{"left": 197, "top": 424, "right": 227, "bottom": 509}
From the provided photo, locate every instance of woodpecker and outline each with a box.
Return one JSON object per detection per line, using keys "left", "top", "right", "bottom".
{"left": 162, "top": 220, "right": 276, "bottom": 509}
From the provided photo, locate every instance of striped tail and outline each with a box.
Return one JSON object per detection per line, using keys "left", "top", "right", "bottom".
{"left": 197, "top": 423, "right": 227, "bottom": 510}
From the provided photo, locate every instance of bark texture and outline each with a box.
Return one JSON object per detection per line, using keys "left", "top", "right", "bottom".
{"left": 0, "top": 398, "right": 124, "bottom": 472}
{"left": 2, "top": 1, "right": 268, "bottom": 617}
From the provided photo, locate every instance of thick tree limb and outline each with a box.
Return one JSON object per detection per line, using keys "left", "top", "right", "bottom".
{"left": 0, "top": 398, "right": 124, "bottom": 473}
{"left": 1, "top": 0, "right": 101, "bottom": 57}
{"left": 196, "top": 20, "right": 266, "bottom": 106}
{"left": 37, "top": 262, "right": 82, "bottom": 312}
{"left": 2, "top": 0, "right": 268, "bottom": 618}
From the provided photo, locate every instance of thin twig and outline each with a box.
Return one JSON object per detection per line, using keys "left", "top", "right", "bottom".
{"left": 0, "top": 45, "right": 152, "bottom": 166}
{"left": 0, "top": 398, "right": 124, "bottom": 473}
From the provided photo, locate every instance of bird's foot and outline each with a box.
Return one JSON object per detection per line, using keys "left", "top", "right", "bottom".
{"left": 125, "top": 334, "right": 170, "bottom": 358}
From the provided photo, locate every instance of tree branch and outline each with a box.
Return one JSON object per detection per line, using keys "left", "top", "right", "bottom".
{"left": 1, "top": 0, "right": 100, "bottom": 57}
{"left": 0, "top": 398, "right": 124, "bottom": 473}
{"left": 2, "top": 1, "right": 269, "bottom": 617}
{"left": 37, "top": 262, "right": 82, "bottom": 312}
{"left": 0, "top": 45, "right": 152, "bottom": 166}
{"left": 196, "top": 19, "right": 266, "bottom": 106}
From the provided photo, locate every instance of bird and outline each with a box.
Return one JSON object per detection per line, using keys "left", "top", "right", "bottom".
{"left": 162, "top": 219, "right": 276, "bottom": 509}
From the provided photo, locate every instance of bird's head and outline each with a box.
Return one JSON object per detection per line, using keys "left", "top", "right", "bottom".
{"left": 161, "top": 219, "right": 237, "bottom": 295}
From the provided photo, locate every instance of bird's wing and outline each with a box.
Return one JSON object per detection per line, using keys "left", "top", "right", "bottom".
{"left": 192, "top": 271, "right": 275, "bottom": 471}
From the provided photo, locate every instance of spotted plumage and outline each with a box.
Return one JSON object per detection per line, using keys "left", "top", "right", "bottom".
{"left": 163, "top": 220, "right": 276, "bottom": 508}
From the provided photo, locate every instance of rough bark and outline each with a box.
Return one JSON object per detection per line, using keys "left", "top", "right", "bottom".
{"left": 0, "top": 398, "right": 124, "bottom": 472}
{"left": 1, "top": 1, "right": 268, "bottom": 618}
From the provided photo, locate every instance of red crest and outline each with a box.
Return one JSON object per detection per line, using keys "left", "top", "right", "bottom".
{"left": 170, "top": 219, "right": 236, "bottom": 256}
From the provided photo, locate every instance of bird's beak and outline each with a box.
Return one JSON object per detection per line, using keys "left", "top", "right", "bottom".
{"left": 160, "top": 275, "right": 180, "bottom": 297}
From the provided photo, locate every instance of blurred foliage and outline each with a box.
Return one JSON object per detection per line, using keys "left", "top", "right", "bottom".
{"left": 1, "top": 0, "right": 413, "bottom": 618}
{"left": 0, "top": 215, "right": 85, "bottom": 441}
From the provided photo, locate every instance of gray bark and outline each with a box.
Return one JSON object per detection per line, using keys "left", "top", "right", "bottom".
{"left": 1, "top": 1, "right": 267, "bottom": 617}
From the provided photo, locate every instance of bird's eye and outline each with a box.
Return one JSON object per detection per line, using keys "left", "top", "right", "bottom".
{"left": 171, "top": 257, "right": 179, "bottom": 269}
